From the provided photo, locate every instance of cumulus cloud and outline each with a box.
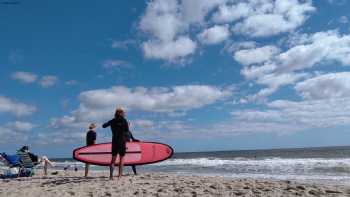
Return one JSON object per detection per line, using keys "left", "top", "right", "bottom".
{"left": 142, "top": 37, "right": 197, "bottom": 61}
{"left": 102, "top": 59, "right": 132, "bottom": 70}
{"left": 198, "top": 25, "right": 230, "bottom": 45}
{"left": 212, "top": 2, "right": 252, "bottom": 23}
{"left": 232, "top": 0, "right": 315, "bottom": 37}
{"left": 39, "top": 75, "right": 58, "bottom": 88}
{"left": 139, "top": 0, "right": 314, "bottom": 62}
{"left": 6, "top": 121, "right": 36, "bottom": 132}
{"left": 138, "top": 0, "right": 227, "bottom": 61}
{"left": 241, "top": 30, "right": 350, "bottom": 101}
{"left": 77, "top": 85, "right": 231, "bottom": 118}
{"left": 49, "top": 85, "right": 231, "bottom": 131}
{"left": 12, "top": 71, "right": 37, "bottom": 83}
{"left": 0, "top": 96, "right": 37, "bottom": 116}
{"left": 234, "top": 45, "right": 280, "bottom": 65}
{"left": 232, "top": 96, "right": 350, "bottom": 132}
{"left": 0, "top": 121, "right": 36, "bottom": 144}
{"left": 295, "top": 72, "right": 350, "bottom": 100}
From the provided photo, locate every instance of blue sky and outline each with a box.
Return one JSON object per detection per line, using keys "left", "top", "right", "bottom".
{"left": 1, "top": 0, "right": 350, "bottom": 157}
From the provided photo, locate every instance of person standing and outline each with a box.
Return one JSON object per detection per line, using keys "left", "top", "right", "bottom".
{"left": 102, "top": 108, "right": 129, "bottom": 180}
{"left": 85, "top": 123, "right": 96, "bottom": 177}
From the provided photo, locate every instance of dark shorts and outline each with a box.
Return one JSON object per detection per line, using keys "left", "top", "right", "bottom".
{"left": 111, "top": 141, "right": 126, "bottom": 156}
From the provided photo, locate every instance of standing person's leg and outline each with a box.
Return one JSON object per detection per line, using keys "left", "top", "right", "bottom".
{"left": 118, "top": 156, "right": 124, "bottom": 178}
{"left": 110, "top": 155, "right": 117, "bottom": 180}
{"left": 84, "top": 164, "right": 89, "bottom": 177}
{"left": 44, "top": 162, "right": 48, "bottom": 175}
{"left": 131, "top": 165, "right": 137, "bottom": 175}
{"left": 40, "top": 156, "right": 52, "bottom": 175}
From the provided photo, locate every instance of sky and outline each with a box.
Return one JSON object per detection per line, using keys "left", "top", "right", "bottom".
{"left": 1, "top": 0, "right": 350, "bottom": 157}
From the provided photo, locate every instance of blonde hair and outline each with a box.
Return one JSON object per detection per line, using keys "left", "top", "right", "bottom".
{"left": 89, "top": 123, "right": 96, "bottom": 129}
{"left": 114, "top": 107, "right": 125, "bottom": 117}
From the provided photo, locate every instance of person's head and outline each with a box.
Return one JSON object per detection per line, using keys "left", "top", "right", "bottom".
{"left": 114, "top": 107, "right": 125, "bottom": 118}
{"left": 89, "top": 123, "right": 96, "bottom": 130}
{"left": 20, "top": 146, "right": 29, "bottom": 152}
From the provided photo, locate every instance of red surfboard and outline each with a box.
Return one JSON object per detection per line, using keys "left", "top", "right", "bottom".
{"left": 73, "top": 142, "right": 173, "bottom": 166}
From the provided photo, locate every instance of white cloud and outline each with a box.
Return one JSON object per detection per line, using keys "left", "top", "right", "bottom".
{"left": 0, "top": 121, "right": 36, "bottom": 144}
{"left": 212, "top": 2, "right": 251, "bottom": 23}
{"left": 131, "top": 119, "right": 155, "bottom": 130}
{"left": 12, "top": 71, "right": 37, "bottom": 83}
{"left": 139, "top": 0, "right": 222, "bottom": 61}
{"left": 140, "top": 0, "right": 183, "bottom": 42}
{"left": 232, "top": 0, "right": 315, "bottom": 37}
{"left": 39, "top": 75, "right": 58, "bottom": 88}
{"left": 142, "top": 37, "right": 197, "bottom": 61}
{"left": 327, "top": 0, "right": 346, "bottom": 5}
{"left": 139, "top": 0, "right": 314, "bottom": 62}
{"left": 102, "top": 59, "right": 131, "bottom": 69}
{"left": 231, "top": 96, "right": 350, "bottom": 132}
{"left": 234, "top": 45, "right": 280, "bottom": 65}
{"left": 198, "top": 25, "right": 230, "bottom": 45}
{"left": 241, "top": 30, "right": 350, "bottom": 102}
{"left": 50, "top": 85, "right": 231, "bottom": 130}
{"left": 6, "top": 121, "right": 36, "bottom": 132}
{"left": 339, "top": 16, "right": 348, "bottom": 24}
{"left": 44, "top": 85, "right": 232, "bottom": 144}
{"left": 295, "top": 72, "right": 350, "bottom": 100}
{"left": 0, "top": 96, "right": 37, "bottom": 116}
{"left": 180, "top": 0, "right": 226, "bottom": 24}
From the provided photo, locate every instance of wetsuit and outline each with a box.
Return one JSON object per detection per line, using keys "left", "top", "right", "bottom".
{"left": 86, "top": 130, "right": 96, "bottom": 146}
{"left": 125, "top": 130, "right": 138, "bottom": 175}
{"left": 102, "top": 115, "right": 129, "bottom": 156}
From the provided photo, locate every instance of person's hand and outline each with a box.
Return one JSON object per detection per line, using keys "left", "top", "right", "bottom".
{"left": 133, "top": 139, "right": 140, "bottom": 142}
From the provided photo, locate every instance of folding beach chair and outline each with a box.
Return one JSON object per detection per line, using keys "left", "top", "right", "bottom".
{"left": 16, "top": 150, "right": 37, "bottom": 177}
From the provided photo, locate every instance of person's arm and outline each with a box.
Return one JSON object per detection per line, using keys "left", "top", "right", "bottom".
{"left": 102, "top": 120, "right": 112, "bottom": 128}
{"left": 129, "top": 131, "right": 139, "bottom": 142}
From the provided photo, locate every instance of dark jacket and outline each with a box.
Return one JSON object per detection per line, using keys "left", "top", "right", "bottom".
{"left": 102, "top": 115, "right": 130, "bottom": 144}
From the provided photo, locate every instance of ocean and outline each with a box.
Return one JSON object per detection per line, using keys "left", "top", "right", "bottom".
{"left": 4, "top": 146, "right": 350, "bottom": 185}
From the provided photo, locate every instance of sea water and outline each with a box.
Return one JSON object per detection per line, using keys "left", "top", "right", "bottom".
{"left": 5, "top": 146, "right": 350, "bottom": 185}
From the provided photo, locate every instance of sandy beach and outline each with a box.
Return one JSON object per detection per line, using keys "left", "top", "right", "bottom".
{"left": 0, "top": 171, "right": 349, "bottom": 197}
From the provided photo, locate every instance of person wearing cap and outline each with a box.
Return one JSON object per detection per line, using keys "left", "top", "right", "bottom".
{"left": 102, "top": 108, "right": 129, "bottom": 180}
{"left": 85, "top": 123, "right": 97, "bottom": 177}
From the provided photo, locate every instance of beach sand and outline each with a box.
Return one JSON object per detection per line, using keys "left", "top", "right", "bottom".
{"left": 0, "top": 171, "right": 349, "bottom": 197}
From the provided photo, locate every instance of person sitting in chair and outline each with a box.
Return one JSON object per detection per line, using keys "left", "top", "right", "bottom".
{"left": 19, "top": 146, "right": 53, "bottom": 175}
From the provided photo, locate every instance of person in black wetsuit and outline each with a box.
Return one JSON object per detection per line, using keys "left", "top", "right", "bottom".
{"left": 125, "top": 128, "right": 140, "bottom": 175}
{"left": 85, "top": 123, "right": 97, "bottom": 177}
{"left": 102, "top": 108, "right": 129, "bottom": 180}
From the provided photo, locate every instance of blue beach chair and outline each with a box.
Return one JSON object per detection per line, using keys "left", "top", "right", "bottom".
{"left": 0, "top": 153, "right": 20, "bottom": 168}
{"left": 0, "top": 153, "right": 21, "bottom": 178}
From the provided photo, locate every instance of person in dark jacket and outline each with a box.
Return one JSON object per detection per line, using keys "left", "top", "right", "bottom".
{"left": 102, "top": 108, "right": 129, "bottom": 180}
{"left": 85, "top": 123, "right": 97, "bottom": 177}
